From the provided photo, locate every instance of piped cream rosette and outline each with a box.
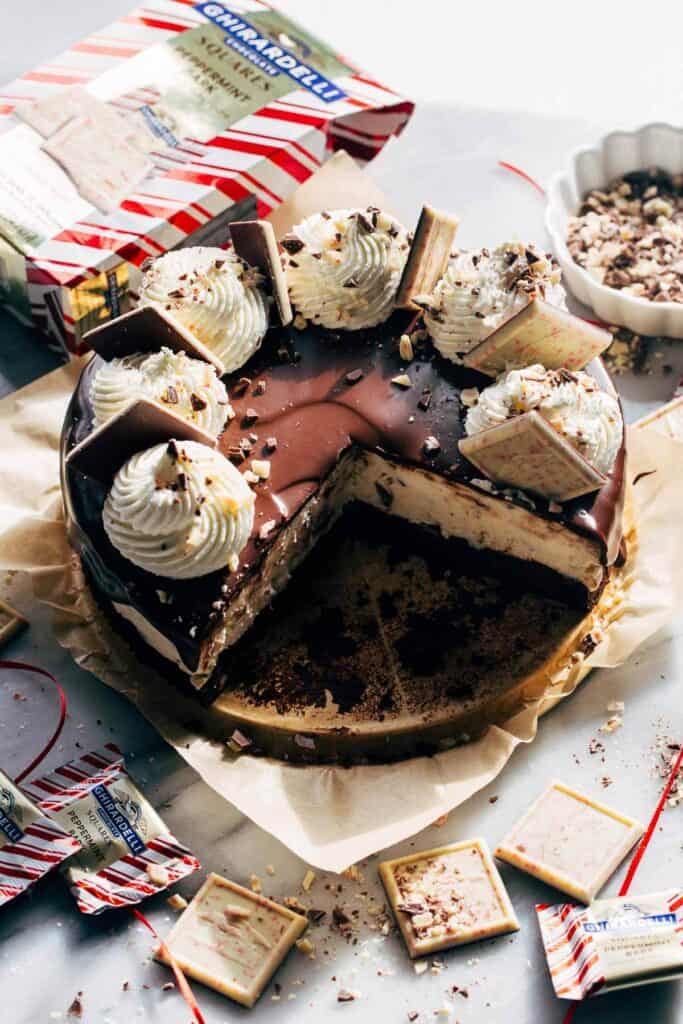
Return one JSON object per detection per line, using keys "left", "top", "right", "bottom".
{"left": 103, "top": 440, "right": 255, "bottom": 579}
{"left": 282, "top": 208, "right": 411, "bottom": 330}
{"left": 421, "top": 242, "right": 566, "bottom": 363}
{"left": 90, "top": 348, "right": 231, "bottom": 437}
{"left": 465, "top": 364, "right": 622, "bottom": 476}
{"left": 138, "top": 247, "right": 269, "bottom": 372}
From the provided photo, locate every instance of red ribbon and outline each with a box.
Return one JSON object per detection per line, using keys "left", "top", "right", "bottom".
{"left": 1, "top": 659, "right": 68, "bottom": 784}
{"left": 498, "top": 160, "right": 546, "bottom": 196}
{"left": 561, "top": 742, "right": 683, "bottom": 1023}
{"left": 1, "top": 658, "right": 206, "bottom": 1024}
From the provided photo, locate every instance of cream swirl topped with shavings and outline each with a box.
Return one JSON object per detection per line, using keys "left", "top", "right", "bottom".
{"left": 282, "top": 207, "right": 411, "bottom": 330}
{"left": 90, "top": 348, "right": 231, "bottom": 437}
{"left": 103, "top": 440, "right": 255, "bottom": 579}
{"left": 138, "top": 247, "right": 269, "bottom": 372}
{"left": 419, "top": 242, "right": 566, "bottom": 363}
{"left": 465, "top": 364, "right": 622, "bottom": 477}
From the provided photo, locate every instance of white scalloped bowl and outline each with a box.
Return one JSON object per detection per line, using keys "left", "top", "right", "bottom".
{"left": 546, "top": 122, "right": 683, "bottom": 338}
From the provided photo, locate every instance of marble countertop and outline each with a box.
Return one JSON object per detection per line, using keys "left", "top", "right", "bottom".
{"left": 1, "top": 75, "right": 683, "bottom": 1024}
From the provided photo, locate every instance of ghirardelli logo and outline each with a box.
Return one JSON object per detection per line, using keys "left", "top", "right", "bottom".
{"left": 111, "top": 787, "right": 147, "bottom": 836}
{"left": 0, "top": 785, "right": 19, "bottom": 825}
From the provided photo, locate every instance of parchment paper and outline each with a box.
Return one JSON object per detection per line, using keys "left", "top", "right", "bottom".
{"left": 1, "top": 153, "right": 682, "bottom": 872}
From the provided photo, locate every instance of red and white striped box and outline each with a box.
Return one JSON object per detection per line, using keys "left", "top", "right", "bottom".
{"left": 0, "top": 767, "right": 80, "bottom": 907}
{"left": 0, "top": 1, "right": 413, "bottom": 354}
{"left": 23, "top": 743, "right": 200, "bottom": 914}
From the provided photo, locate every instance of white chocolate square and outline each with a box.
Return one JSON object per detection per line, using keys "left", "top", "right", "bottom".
{"left": 379, "top": 838, "right": 519, "bottom": 958}
{"left": 495, "top": 781, "right": 644, "bottom": 903}
{"left": 463, "top": 298, "right": 611, "bottom": 377}
{"left": 155, "top": 873, "right": 307, "bottom": 1007}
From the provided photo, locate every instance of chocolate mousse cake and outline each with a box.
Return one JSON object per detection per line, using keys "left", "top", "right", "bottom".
{"left": 62, "top": 207, "right": 625, "bottom": 713}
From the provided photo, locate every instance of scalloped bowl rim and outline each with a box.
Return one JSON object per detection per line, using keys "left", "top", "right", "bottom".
{"left": 546, "top": 121, "right": 683, "bottom": 321}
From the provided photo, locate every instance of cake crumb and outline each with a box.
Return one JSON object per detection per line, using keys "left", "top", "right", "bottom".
{"left": 302, "top": 869, "right": 316, "bottom": 892}
{"left": 296, "top": 937, "right": 315, "bottom": 957}
{"left": 167, "top": 893, "right": 188, "bottom": 911}
{"left": 392, "top": 373, "right": 412, "bottom": 388}
{"left": 249, "top": 874, "right": 262, "bottom": 893}
{"left": 251, "top": 459, "right": 271, "bottom": 479}
{"left": 146, "top": 864, "right": 170, "bottom": 887}
{"left": 599, "top": 715, "right": 623, "bottom": 734}
{"left": 399, "top": 334, "right": 414, "bottom": 361}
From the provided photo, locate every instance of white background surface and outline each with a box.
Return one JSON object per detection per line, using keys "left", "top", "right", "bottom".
{"left": 1, "top": 4, "right": 683, "bottom": 1023}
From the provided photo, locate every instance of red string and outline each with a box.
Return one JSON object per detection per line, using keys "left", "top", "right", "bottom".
{"left": 498, "top": 160, "right": 546, "bottom": 196}
{"left": 133, "top": 908, "right": 206, "bottom": 1024}
{"left": 1, "top": 658, "right": 206, "bottom": 1024}
{"left": 561, "top": 743, "right": 683, "bottom": 1023}
{"left": 618, "top": 743, "right": 683, "bottom": 896}
{"left": 1, "top": 659, "right": 68, "bottom": 784}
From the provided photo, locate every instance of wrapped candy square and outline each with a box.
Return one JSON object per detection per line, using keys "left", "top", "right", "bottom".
{"left": 155, "top": 872, "right": 308, "bottom": 1007}
{"left": 0, "top": 767, "right": 80, "bottom": 907}
{"left": 379, "top": 838, "right": 519, "bottom": 958}
{"left": 23, "top": 744, "right": 200, "bottom": 914}
{"left": 495, "top": 780, "right": 644, "bottom": 903}
{"left": 537, "top": 890, "right": 683, "bottom": 1000}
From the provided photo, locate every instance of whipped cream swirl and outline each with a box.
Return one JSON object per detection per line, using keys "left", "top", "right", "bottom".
{"left": 283, "top": 208, "right": 410, "bottom": 330}
{"left": 139, "top": 247, "right": 269, "bottom": 372}
{"left": 103, "top": 440, "right": 255, "bottom": 579}
{"left": 421, "top": 242, "right": 566, "bottom": 363}
{"left": 90, "top": 348, "right": 230, "bottom": 437}
{"left": 465, "top": 364, "right": 622, "bottom": 476}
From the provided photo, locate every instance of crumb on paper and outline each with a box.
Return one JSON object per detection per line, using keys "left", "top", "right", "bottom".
{"left": 414, "top": 960, "right": 429, "bottom": 975}
{"left": 342, "top": 865, "right": 362, "bottom": 882}
{"left": 166, "top": 893, "right": 188, "bottom": 911}
{"left": 432, "top": 813, "right": 448, "bottom": 827}
{"left": 607, "top": 700, "right": 625, "bottom": 712}
{"left": 249, "top": 873, "right": 262, "bottom": 893}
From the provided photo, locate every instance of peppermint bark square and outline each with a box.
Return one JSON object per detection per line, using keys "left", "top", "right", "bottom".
{"left": 463, "top": 299, "right": 611, "bottom": 377}
{"left": 458, "top": 410, "right": 606, "bottom": 501}
{"left": 155, "top": 873, "right": 308, "bottom": 1007}
{"left": 496, "top": 781, "right": 644, "bottom": 903}
{"left": 379, "top": 838, "right": 519, "bottom": 958}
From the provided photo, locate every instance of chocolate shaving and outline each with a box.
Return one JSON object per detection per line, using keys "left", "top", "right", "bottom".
{"left": 243, "top": 408, "right": 259, "bottom": 426}
{"left": 418, "top": 387, "right": 432, "bottom": 411}
{"left": 281, "top": 235, "right": 304, "bottom": 255}
{"left": 232, "top": 377, "right": 252, "bottom": 397}
{"left": 166, "top": 440, "right": 179, "bottom": 461}
{"left": 67, "top": 994, "right": 84, "bottom": 1019}
{"left": 356, "top": 212, "right": 375, "bottom": 233}
{"left": 163, "top": 385, "right": 179, "bottom": 404}
{"left": 190, "top": 392, "right": 207, "bottom": 411}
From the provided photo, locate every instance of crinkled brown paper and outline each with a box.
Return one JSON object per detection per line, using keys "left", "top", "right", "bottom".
{"left": 1, "top": 153, "right": 682, "bottom": 872}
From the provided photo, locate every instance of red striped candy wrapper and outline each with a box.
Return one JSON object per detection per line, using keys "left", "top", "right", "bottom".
{"left": 23, "top": 744, "right": 200, "bottom": 914}
{"left": 0, "top": 1, "right": 413, "bottom": 354}
{"left": 0, "top": 767, "right": 80, "bottom": 907}
{"left": 537, "top": 890, "right": 683, "bottom": 1001}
